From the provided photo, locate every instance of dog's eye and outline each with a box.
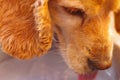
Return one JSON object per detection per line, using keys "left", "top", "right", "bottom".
{"left": 63, "top": 7, "right": 85, "bottom": 17}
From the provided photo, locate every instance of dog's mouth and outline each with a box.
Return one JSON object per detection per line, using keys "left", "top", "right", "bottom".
{"left": 78, "top": 71, "right": 98, "bottom": 80}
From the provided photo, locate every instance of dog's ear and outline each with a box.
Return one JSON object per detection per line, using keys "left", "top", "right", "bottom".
{"left": 0, "top": 0, "right": 52, "bottom": 59}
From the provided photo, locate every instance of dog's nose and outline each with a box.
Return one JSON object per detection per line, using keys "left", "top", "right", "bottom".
{"left": 88, "top": 59, "right": 112, "bottom": 70}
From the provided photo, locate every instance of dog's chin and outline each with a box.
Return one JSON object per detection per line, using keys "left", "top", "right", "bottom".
{"left": 78, "top": 70, "right": 98, "bottom": 80}
{"left": 72, "top": 65, "right": 97, "bottom": 74}
{"left": 70, "top": 65, "right": 98, "bottom": 80}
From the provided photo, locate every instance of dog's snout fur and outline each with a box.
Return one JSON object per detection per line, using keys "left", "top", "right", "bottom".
{"left": 87, "top": 43, "right": 113, "bottom": 70}
{"left": 88, "top": 59, "right": 112, "bottom": 70}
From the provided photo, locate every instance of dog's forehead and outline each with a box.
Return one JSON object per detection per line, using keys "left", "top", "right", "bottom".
{"left": 55, "top": 0, "right": 84, "bottom": 8}
{"left": 54, "top": 0, "right": 105, "bottom": 15}
{"left": 55, "top": 0, "right": 104, "bottom": 6}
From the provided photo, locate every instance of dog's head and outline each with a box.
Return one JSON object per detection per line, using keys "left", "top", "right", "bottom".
{"left": 0, "top": 0, "right": 120, "bottom": 75}
{"left": 49, "top": 0, "right": 120, "bottom": 74}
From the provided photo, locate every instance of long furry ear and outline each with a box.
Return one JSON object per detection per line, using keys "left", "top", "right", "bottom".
{"left": 0, "top": 0, "right": 52, "bottom": 59}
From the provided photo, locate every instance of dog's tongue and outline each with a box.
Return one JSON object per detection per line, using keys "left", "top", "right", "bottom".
{"left": 78, "top": 71, "right": 97, "bottom": 80}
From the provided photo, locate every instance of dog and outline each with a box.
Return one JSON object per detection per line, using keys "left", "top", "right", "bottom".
{"left": 0, "top": 0, "right": 120, "bottom": 76}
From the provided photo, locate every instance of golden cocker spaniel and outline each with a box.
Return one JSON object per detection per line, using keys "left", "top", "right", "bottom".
{"left": 0, "top": 0, "right": 120, "bottom": 76}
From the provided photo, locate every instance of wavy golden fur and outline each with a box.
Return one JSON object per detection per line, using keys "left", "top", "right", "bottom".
{"left": 0, "top": 0, "right": 52, "bottom": 59}
{"left": 0, "top": 0, "right": 120, "bottom": 74}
